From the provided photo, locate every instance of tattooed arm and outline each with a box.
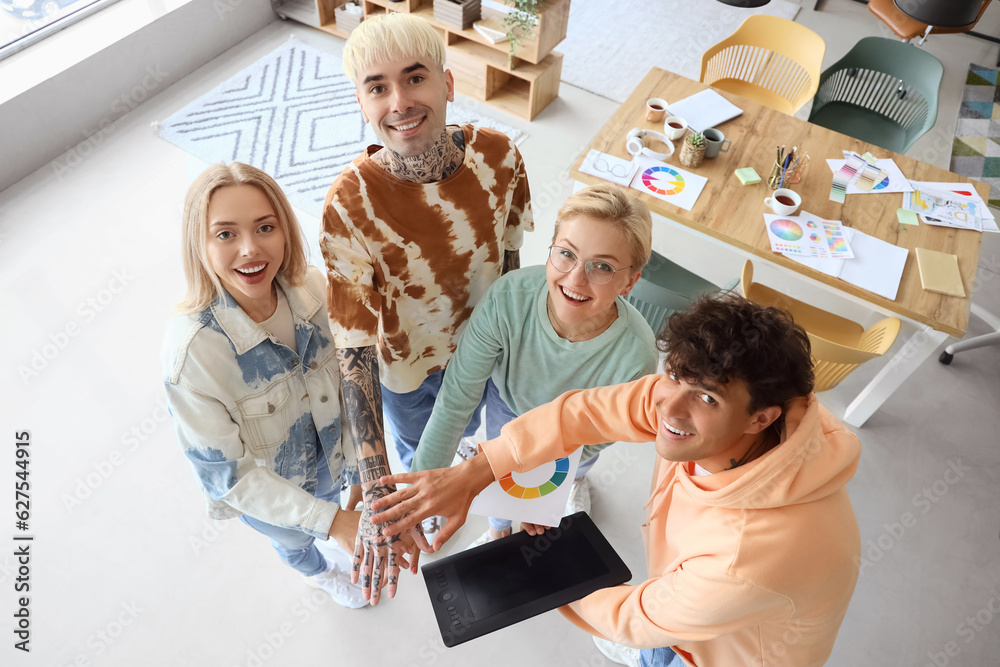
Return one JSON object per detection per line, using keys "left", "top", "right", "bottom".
{"left": 336, "top": 345, "right": 423, "bottom": 605}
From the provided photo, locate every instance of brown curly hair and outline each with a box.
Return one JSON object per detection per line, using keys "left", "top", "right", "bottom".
{"left": 656, "top": 293, "right": 814, "bottom": 414}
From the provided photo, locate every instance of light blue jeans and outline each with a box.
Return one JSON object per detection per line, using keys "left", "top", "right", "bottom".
{"left": 485, "top": 381, "right": 599, "bottom": 533}
{"left": 640, "top": 646, "right": 681, "bottom": 667}
{"left": 381, "top": 368, "right": 488, "bottom": 471}
{"left": 240, "top": 440, "right": 339, "bottom": 577}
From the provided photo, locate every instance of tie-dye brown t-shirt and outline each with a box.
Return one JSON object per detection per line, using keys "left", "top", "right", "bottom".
{"left": 321, "top": 125, "right": 533, "bottom": 393}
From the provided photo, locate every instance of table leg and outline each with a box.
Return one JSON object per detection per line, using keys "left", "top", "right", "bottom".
{"left": 843, "top": 326, "right": 949, "bottom": 428}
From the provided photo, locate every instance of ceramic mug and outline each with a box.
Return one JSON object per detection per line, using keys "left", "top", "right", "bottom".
{"left": 664, "top": 115, "right": 688, "bottom": 140}
{"left": 703, "top": 128, "right": 732, "bottom": 159}
{"left": 646, "top": 98, "right": 668, "bottom": 123}
{"left": 764, "top": 188, "right": 802, "bottom": 216}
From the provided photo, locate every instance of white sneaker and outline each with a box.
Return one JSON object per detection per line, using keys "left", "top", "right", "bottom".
{"left": 421, "top": 515, "right": 446, "bottom": 544}
{"left": 457, "top": 436, "right": 479, "bottom": 461}
{"left": 303, "top": 559, "right": 367, "bottom": 609}
{"left": 465, "top": 528, "right": 510, "bottom": 551}
{"left": 593, "top": 636, "right": 640, "bottom": 667}
{"left": 566, "top": 476, "right": 592, "bottom": 515}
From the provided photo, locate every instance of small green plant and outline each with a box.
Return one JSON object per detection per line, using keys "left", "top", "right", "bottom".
{"left": 687, "top": 132, "right": 705, "bottom": 148}
{"left": 504, "top": 0, "right": 540, "bottom": 69}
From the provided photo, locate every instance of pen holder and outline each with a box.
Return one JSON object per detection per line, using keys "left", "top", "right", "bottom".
{"left": 767, "top": 153, "right": 809, "bottom": 189}
{"left": 767, "top": 160, "right": 784, "bottom": 189}
{"left": 786, "top": 153, "right": 810, "bottom": 185}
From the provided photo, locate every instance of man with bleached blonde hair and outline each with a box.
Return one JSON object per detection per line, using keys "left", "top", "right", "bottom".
{"left": 320, "top": 11, "right": 533, "bottom": 605}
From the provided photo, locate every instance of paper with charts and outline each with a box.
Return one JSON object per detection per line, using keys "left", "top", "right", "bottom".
{"left": 469, "top": 449, "right": 582, "bottom": 528}
{"left": 628, "top": 155, "right": 707, "bottom": 211}
{"left": 902, "top": 186, "right": 985, "bottom": 232}
{"left": 764, "top": 212, "right": 855, "bottom": 260}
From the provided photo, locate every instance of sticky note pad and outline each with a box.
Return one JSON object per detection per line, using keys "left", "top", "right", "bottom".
{"left": 735, "top": 167, "right": 760, "bottom": 185}
{"left": 897, "top": 208, "right": 920, "bottom": 225}
{"left": 915, "top": 248, "right": 965, "bottom": 297}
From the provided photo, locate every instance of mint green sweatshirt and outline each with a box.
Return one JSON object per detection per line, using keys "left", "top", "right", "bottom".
{"left": 412, "top": 265, "right": 658, "bottom": 472}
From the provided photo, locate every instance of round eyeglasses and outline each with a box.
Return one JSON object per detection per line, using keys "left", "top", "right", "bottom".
{"left": 548, "top": 245, "right": 631, "bottom": 285}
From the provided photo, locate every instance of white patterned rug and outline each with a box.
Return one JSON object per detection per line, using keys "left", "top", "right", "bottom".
{"left": 156, "top": 38, "right": 524, "bottom": 218}
{"left": 558, "top": 0, "right": 801, "bottom": 103}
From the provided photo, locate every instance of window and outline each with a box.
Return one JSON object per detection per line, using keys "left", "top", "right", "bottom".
{"left": 0, "top": 0, "right": 122, "bottom": 60}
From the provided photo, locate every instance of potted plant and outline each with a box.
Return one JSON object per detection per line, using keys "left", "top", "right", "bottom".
{"left": 434, "top": 0, "right": 482, "bottom": 30}
{"left": 679, "top": 131, "right": 706, "bottom": 168}
{"left": 504, "top": 0, "right": 540, "bottom": 69}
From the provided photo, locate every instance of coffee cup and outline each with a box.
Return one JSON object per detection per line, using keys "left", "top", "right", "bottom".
{"left": 664, "top": 115, "right": 688, "bottom": 140}
{"left": 703, "top": 128, "right": 731, "bottom": 159}
{"left": 764, "top": 189, "right": 801, "bottom": 216}
{"left": 646, "top": 98, "right": 668, "bottom": 123}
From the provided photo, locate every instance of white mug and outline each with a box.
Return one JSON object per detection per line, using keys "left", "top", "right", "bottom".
{"left": 663, "top": 115, "right": 688, "bottom": 141}
{"left": 764, "top": 189, "right": 802, "bottom": 216}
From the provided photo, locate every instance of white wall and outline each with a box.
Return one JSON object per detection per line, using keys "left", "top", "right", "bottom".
{"left": 0, "top": 0, "right": 276, "bottom": 192}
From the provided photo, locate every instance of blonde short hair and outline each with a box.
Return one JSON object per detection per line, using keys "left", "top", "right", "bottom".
{"left": 341, "top": 12, "right": 446, "bottom": 86}
{"left": 177, "top": 162, "right": 307, "bottom": 314}
{"left": 553, "top": 183, "right": 653, "bottom": 272}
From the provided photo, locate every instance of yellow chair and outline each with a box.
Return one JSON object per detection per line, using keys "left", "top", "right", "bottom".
{"left": 700, "top": 15, "right": 826, "bottom": 116}
{"left": 740, "top": 260, "right": 901, "bottom": 392}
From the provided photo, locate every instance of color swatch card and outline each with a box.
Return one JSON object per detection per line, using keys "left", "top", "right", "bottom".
{"left": 901, "top": 187, "right": 983, "bottom": 231}
{"left": 764, "top": 212, "right": 855, "bottom": 259}
{"left": 579, "top": 149, "right": 639, "bottom": 187}
{"left": 628, "top": 154, "right": 708, "bottom": 211}
{"left": 469, "top": 449, "right": 582, "bottom": 528}
{"left": 826, "top": 153, "right": 913, "bottom": 195}
{"left": 828, "top": 151, "right": 868, "bottom": 203}
{"left": 908, "top": 180, "right": 998, "bottom": 233}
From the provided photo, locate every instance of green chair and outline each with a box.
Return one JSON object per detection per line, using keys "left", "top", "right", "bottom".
{"left": 807, "top": 37, "right": 943, "bottom": 155}
{"left": 626, "top": 251, "right": 724, "bottom": 336}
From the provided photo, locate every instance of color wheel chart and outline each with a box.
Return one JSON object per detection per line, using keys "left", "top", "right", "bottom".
{"left": 770, "top": 218, "right": 803, "bottom": 241}
{"left": 640, "top": 165, "right": 685, "bottom": 196}
{"left": 469, "top": 449, "right": 582, "bottom": 527}
{"left": 498, "top": 457, "right": 571, "bottom": 499}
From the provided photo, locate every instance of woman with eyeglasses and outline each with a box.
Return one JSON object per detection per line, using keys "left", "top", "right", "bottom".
{"left": 410, "top": 183, "right": 658, "bottom": 546}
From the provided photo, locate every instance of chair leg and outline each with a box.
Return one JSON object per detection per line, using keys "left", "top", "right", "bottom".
{"left": 916, "top": 24, "right": 932, "bottom": 46}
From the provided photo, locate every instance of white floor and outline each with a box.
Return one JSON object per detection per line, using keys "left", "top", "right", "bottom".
{"left": 0, "top": 1, "right": 999, "bottom": 665}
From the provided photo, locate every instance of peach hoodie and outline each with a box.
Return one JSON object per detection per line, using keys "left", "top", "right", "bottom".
{"left": 480, "top": 374, "right": 861, "bottom": 667}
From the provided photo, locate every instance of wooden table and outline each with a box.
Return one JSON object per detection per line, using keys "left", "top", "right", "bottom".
{"left": 570, "top": 67, "right": 988, "bottom": 427}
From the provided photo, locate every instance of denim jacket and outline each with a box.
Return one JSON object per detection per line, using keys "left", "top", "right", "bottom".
{"left": 162, "top": 266, "right": 357, "bottom": 540}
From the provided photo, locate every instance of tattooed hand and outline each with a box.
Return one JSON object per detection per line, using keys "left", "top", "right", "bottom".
{"left": 337, "top": 345, "right": 422, "bottom": 605}
{"left": 354, "top": 481, "right": 403, "bottom": 605}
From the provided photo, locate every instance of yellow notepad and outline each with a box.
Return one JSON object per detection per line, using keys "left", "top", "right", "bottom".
{"left": 915, "top": 248, "right": 966, "bottom": 297}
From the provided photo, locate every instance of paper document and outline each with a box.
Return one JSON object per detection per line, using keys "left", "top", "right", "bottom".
{"left": 469, "top": 449, "right": 582, "bottom": 528}
{"left": 628, "top": 154, "right": 707, "bottom": 211}
{"left": 666, "top": 90, "right": 742, "bottom": 132}
{"left": 908, "top": 180, "right": 998, "bottom": 233}
{"left": 579, "top": 149, "right": 639, "bottom": 187}
{"left": 901, "top": 187, "right": 983, "bottom": 231}
{"left": 764, "top": 211, "right": 854, "bottom": 259}
{"left": 788, "top": 227, "right": 908, "bottom": 301}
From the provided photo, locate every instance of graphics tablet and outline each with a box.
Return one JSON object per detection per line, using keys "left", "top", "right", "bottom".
{"left": 421, "top": 512, "right": 631, "bottom": 647}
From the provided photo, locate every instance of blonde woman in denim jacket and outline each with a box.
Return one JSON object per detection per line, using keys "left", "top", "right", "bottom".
{"left": 163, "top": 163, "right": 415, "bottom": 608}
